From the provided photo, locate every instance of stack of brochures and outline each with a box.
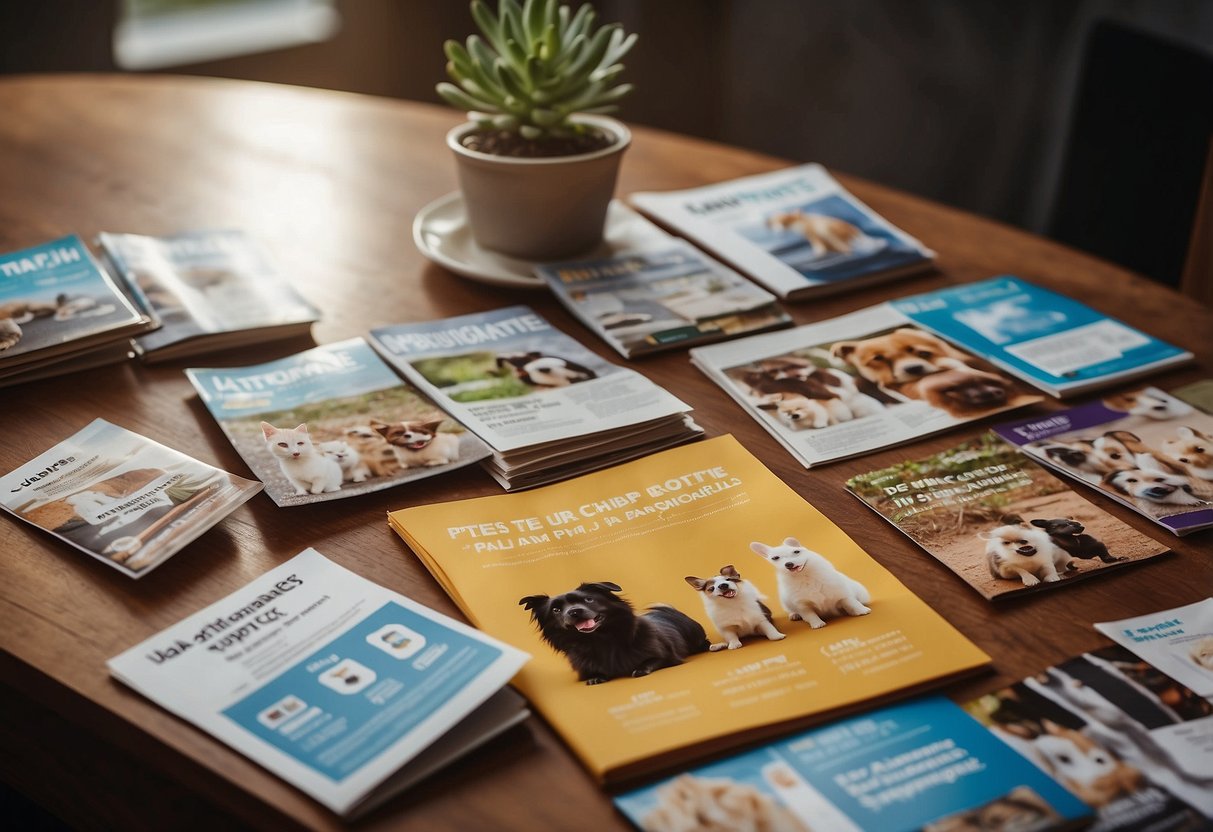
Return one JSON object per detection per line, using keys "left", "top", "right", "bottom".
{"left": 0, "top": 235, "right": 156, "bottom": 387}
{"left": 631, "top": 164, "right": 935, "bottom": 301}
{"left": 186, "top": 339, "right": 493, "bottom": 507}
{"left": 891, "top": 276, "right": 1193, "bottom": 398}
{"left": 108, "top": 549, "right": 530, "bottom": 818}
{"left": 388, "top": 436, "right": 990, "bottom": 783}
{"left": 369, "top": 306, "right": 702, "bottom": 490}
{"left": 691, "top": 304, "right": 1043, "bottom": 468}
{"left": 99, "top": 229, "right": 319, "bottom": 362}
{"left": 535, "top": 237, "right": 792, "bottom": 358}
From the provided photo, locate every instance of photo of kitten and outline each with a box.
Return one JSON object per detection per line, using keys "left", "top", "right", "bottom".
{"left": 260, "top": 422, "right": 343, "bottom": 496}
{"left": 318, "top": 439, "right": 371, "bottom": 483}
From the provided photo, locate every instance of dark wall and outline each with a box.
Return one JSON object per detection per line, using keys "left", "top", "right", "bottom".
{"left": 2, "top": 1, "right": 1211, "bottom": 271}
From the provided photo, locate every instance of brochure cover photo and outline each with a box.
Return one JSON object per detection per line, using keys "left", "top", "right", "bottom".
{"left": 615, "top": 696, "right": 1090, "bottom": 832}
{"left": 535, "top": 240, "right": 791, "bottom": 358}
{"left": 1096, "top": 599, "right": 1213, "bottom": 697}
{"left": 965, "top": 644, "right": 1213, "bottom": 830}
{"left": 892, "top": 276, "right": 1193, "bottom": 397}
{"left": 845, "top": 435, "right": 1169, "bottom": 600}
{"left": 0, "top": 234, "right": 150, "bottom": 366}
{"left": 388, "top": 435, "right": 990, "bottom": 783}
{"left": 993, "top": 386, "right": 1213, "bottom": 534}
{"left": 632, "top": 164, "right": 935, "bottom": 300}
{"left": 107, "top": 549, "right": 530, "bottom": 818}
{"left": 692, "top": 304, "right": 1043, "bottom": 468}
{"left": 99, "top": 229, "right": 319, "bottom": 360}
{"left": 187, "top": 338, "right": 491, "bottom": 507}
{"left": 0, "top": 418, "right": 261, "bottom": 577}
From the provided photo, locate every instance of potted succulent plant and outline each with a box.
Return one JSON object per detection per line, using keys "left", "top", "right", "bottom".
{"left": 437, "top": 0, "right": 637, "bottom": 260}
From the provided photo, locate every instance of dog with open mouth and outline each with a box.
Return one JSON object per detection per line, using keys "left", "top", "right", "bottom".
{"left": 369, "top": 418, "right": 460, "bottom": 468}
{"left": 685, "top": 565, "right": 785, "bottom": 651}
{"left": 520, "top": 581, "right": 709, "bottom": 685}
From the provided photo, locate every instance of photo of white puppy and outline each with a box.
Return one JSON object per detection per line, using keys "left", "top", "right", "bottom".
{"left": 1102, "top": 468, "right": 1207, "bottom": 508}
{"left": 979, "top": 520, "right": 1074, "bottom": 587}
{"left": 750, "top": 537, "right": 870, "bottom": 628}
{"left": 685, "top": 565, "right": 785, "bottom": 651}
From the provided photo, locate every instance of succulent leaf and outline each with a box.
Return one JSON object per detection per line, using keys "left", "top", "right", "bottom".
{"left": 439, "top": 1, "right": 635, "bottom": 140}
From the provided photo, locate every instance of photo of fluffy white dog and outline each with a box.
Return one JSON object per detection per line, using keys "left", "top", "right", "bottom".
{"left": 685, "top": 565, "right": 785, "bottom": 651}
{"left": 979, "top": 519, "right": 1075, "bottom": 587}
{"left": 750, "top": 537, "right": 871, "bottom": 628}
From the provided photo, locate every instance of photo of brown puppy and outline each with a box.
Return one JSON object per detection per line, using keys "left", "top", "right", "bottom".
{"left": 519, "top": 582, "right": 709, "bottom": 685}
{"left": 831, "top": 327, "right": 1024, "bottom": 417}
{"left": 685, "top": 565, "right": 785, "bottom": 651}
{"left": 1104, "top": 389, "right": 1193, "bottom": 420}
{"left": 1160, "top": 426, "right": 1213, "bottom": 481}
{"left": 640, "top": 773, "right": 809, "bottom": 832}
{"left": 766, "top": 209, "right": 864, "bottom": 258}
{"left": 370, "top": 418, "right": 461, "bottom": 468}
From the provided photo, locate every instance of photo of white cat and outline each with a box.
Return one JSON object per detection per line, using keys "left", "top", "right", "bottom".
{"left": 260, "top": 422, "right": 343, "bottom": 496}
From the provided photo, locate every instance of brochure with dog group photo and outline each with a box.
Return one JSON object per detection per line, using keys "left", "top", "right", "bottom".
{"left": 0, "top": 418, "right": 261, "bottom": 577}
{"left": 992, "top": 386, "right": 1213, "bottom": 535}
{"left": 614, "top": 695, "right": 1091, "bottom": 832}
{"left": 845, "top": 434, "right": 1170, "bottom": 600}
{"left": 0, "top": 234, "right": 154, "bottom": 385}
{"left": 99, "top": 229, "right": 320, "bottom": 362}
{"left": 1095, "top": 599, "right": 1213, "bottom": 697}
{"left": 107, "top": 548, "right": 530, "bottom": 818}
{"left": 891, "top": 276, "right": 1193, "bottom": 398}
{"left": 369, "top": 306, "right": 700, "bottom": 490}
{"left": 630, "top": 164, "right": 935, "bottom": 301}
{"left": 534, "top": 240, "right": 792, "bottom": 358}
{"left": 691, "top": 304, "right": 1044, "bottom": 468}
{"left": 964, "top": 643, "right": 1213, "bottom": 830}
{"left": 387, "top": 435, "right": 990, "bottom": 783}
{"left": 186, "top": 338, "right": 492, "bottom": 507}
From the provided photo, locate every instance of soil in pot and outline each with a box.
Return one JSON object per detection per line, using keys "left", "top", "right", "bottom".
{"left": 460, "top": 127, "right": 615, "bottom": 158}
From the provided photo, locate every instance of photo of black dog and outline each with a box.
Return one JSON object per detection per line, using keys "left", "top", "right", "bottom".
{"left": 1029, "top": 518, "right": 1124, "bottom": 564}
{"left": 519, "top": 581, "right": 709, "bottom": 685}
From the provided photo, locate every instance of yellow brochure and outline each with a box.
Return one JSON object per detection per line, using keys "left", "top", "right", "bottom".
{"left": 389, "top": 435, "right": 989, "bottom": 782}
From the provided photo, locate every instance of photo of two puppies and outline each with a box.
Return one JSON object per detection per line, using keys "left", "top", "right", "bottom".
{"left": 519, "top": 537, "right": 871, "bottom": 685}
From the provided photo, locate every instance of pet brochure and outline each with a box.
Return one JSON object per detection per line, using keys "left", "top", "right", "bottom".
{"left": 535, "top": 238, "right": 791, "bottom": 358}
{"left": 107, "top": 549, "right": 529, "bottom": 818}
{"left": 691, "top": 304, "right": 1043, "bottom": 468}
{"left": 0, "top": 418, "right": 261, "bottom": 577}
{"left": 891, "top": 276, "right": 1192, "bottom": 398}
{"left": 388, "top": 435, "right": 989, "bottom": 783}
{"left": 187, "top": 338, "right": 491, "bottom": 506}
{"left": 846, "top": 434, "right": 1169, "bottom": 600}
{"left": 369, "top": 306, "right": 699, "bottom": 489}
{"left": 965, "top": 643, "right": 1213, "bottom": 829}
{"left": 993, "top": 386, "right": 1213, "bottom": 535}
{"left": 1096, "top": 599, "right": 1213, "bottom": 697}
{"left": 631, "top": 164, "right": 935, "bottom": 301}
{"left": 615, "top": 696, "right": 1090, "bottom": 832}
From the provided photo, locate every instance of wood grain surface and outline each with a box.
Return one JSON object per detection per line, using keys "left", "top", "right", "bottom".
{"left": 0, "top": 75, "right": 1209, "bottom": 831}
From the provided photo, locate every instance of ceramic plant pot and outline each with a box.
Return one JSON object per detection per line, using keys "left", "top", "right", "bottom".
{"left": 446, "top": 114, "right": 631, "bottom": 261}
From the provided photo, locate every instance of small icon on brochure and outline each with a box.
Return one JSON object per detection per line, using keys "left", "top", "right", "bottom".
{"left": 257, "top": 694, "right": 306, "bottom": 728}
{"left": 318, "top": 658, "right": 376, "bottom": 694}
{"left": 366, "top": 623, "right": 426, "bottom": 660}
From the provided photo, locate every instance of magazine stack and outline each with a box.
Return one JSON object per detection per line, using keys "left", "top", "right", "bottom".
{"left": 0, "top": 235, "right": 156, "bottom": 387}
{"left": 99, "top": 229, "right": 319, "bottom": 362}
{"left": 369, "top": 306, "right": 702, "bottom": 490}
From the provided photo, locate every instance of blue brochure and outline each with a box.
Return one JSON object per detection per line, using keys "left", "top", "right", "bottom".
{"left": 615, "top": 696, "right": 1089, "bottom": 832}
{"left": 892, "top": 276, "right": 1191, "bottom": 397}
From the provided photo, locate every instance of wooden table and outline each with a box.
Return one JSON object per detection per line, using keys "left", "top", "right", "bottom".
{"left": 1, "top": 75, "right": 1209, "bottom": 832}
